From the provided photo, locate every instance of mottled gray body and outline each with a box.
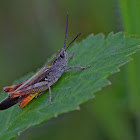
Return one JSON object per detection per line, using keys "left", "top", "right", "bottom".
{"left": 7, "top": 48, "right": 89, "bottom": 104}
{"left": 7, "top": 49, "right": 69, "bottom": 98}
{"left": 0, "top": 12, "right": 90, "bottom": 110}
{"left": 44, "top": 48, "right": 68, "bottom": 84}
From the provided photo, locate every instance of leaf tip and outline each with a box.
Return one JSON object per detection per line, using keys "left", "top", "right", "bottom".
{"left": 54, "top": 114, "right": 58, "bottom": 118}
{"left": 76, "top": 106, "right": 80, "bottom": 110}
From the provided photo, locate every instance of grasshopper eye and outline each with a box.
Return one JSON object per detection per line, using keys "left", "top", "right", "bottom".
{"left": 60, "top": 54, "right": 64, "bottom": 58}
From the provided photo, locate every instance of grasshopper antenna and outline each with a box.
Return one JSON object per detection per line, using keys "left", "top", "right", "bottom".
{"left": 66, "top": 33, "right": 81, "bottom": 50}
{"left": 64, "top": 12, "right": 68, "bottom": 49}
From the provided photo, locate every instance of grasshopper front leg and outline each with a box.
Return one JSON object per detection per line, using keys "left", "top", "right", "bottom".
{"left": 64, "top": 65, "right": 90, "bottom": 72}
{"left": 68, "top": 51, "right": 74, "bottom": 58}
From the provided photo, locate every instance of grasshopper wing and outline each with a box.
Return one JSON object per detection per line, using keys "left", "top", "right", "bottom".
{"left": 16, "top": 65, "right": 52, "bottom": 90}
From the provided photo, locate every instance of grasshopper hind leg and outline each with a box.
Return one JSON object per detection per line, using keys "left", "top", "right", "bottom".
{"left": 18, "top": 93, "right": 39, "bottom": 107}
{"left": 3, "top": 81, "right": 25, "bottom": 92}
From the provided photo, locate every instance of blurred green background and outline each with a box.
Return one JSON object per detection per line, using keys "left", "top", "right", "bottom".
{"left": 0, "top": 0, "right": 140, "bottom": 140}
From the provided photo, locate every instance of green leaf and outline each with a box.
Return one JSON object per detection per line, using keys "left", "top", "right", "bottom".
{"left": 0, "top": 32, "right": 140, "bottom": 140}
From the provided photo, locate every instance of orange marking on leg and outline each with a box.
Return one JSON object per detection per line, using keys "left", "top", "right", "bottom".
{"left": 3, "top": 82, "right": 24, "bottom": 92}
{"left": 18, "top": 93, "right": 39, "bottom": 107}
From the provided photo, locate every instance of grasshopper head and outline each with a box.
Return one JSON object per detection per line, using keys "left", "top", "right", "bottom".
{"left": 55, "top": 48, "right": 68, "bottom": 66}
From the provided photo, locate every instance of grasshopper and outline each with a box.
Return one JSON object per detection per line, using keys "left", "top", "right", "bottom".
{"left": 0, "top": 13, "right": 90, "bottom": 110}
